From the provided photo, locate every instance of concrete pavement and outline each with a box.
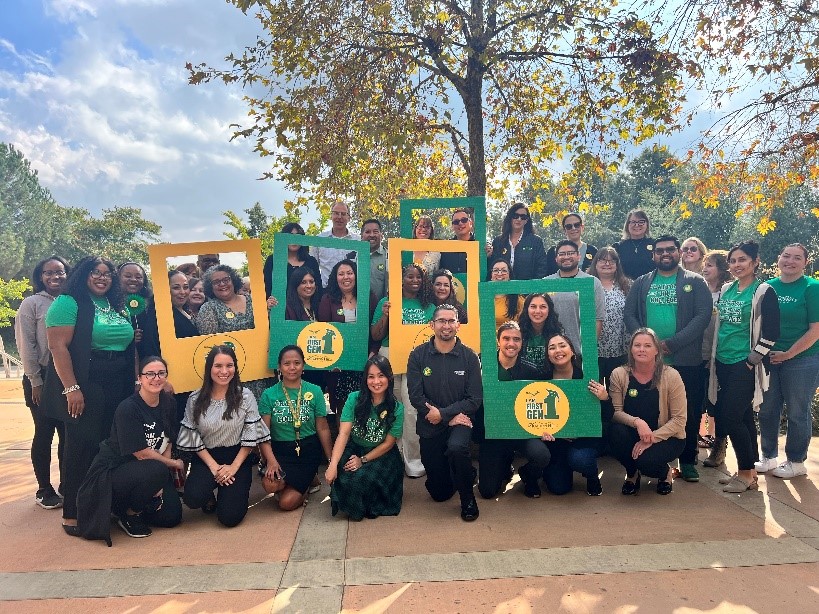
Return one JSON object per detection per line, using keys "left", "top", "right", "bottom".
{"left": 1, "top": 377, "right": 818, "bottom": 613}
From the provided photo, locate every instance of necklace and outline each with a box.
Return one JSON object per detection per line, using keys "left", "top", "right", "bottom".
{"left": 302, "top": 304, "right": 316, "bottom": 321}
{"left": 94, "top": 297, "right": 113, "bottom": 313}
{"left": 282, "top": 383, "right": 303, "bottom": 456}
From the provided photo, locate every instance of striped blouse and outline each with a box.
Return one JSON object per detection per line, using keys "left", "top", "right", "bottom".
{"left": 177, "top": 388, "right": 271, "bottom": 451}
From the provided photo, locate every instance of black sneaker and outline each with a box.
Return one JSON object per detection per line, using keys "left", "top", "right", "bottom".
{"left": 118, "top": 514, "right": 152, "bottom": 538}
{"left": 586, "top": 477, "right": 603, "bottom": 496}
{"left": 35, "top": 489, "right": 63, "bottom": 510}
{"left": 460, "top": 497, "right": 479, "bottom": 522}
{"left": 523, "top": 480, "right": 541, "bottom": 498}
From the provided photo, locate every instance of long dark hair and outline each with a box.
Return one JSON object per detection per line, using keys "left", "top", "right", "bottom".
{"left": 354, "top": 355, "right": 398, "bottom": 435}
{"left": 285, "top": 266, "right": 320, "bottom": 320}
{"left": 500, "top": 202, "right": 534, "bottom": 242}
{"left": 402, "top": 262, "right": 433, "bottom": 308}
{"left": 31, "top": 255, "right": 71, "bottom": 293}
{"left": 62, "top": 255, "right": 124, "bottom": 311}
{"left": 325, "top": 259, "right": 357, "bottom": 302}
{"left": 543, "top": 333, "right": 583, "bottom": 379}
{"left": 430, "top": 268, "right": 466, "bottom": 321}
{"left": 518, "top": 292, "right": 562, "bottom": 341}
{"left": 282, "top": 222, "right": 309, "bottom": 261}
{"left": 193, "top": 345, "right": 244, "bottom": 424}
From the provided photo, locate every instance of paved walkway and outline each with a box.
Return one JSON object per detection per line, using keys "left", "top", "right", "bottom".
{"left": 1, "top": 377, "right": 818, "bottom": 613}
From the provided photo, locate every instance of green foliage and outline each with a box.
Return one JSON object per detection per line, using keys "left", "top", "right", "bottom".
{"left": 0, "top": 277, "right": 30, "bottom": 328}
{"left": 190, "top": 0, "right": 687, "bottom": 209}
{"left": 60, "top": 206, "right": 162, "bottom": 266}
{"left": 223, "top": 201, "right": 324, "bottom": 257}
{"left": 0, "top": 143, "right": 62, "bottom": 279}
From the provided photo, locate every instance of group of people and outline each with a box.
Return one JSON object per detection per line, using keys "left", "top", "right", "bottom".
{"left": 13, "top": 200, "right": 817, "bottom": 541}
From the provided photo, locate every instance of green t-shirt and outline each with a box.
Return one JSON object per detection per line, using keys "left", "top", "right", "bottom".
{"left": 523, "top": 334, "right": 545, "bottom": 371}
{"left": 340, "top": 390, "right": 403, "bottom": 447}
{"left": 45, "top": 294, "right": 134, "bottom": 351}
{"left": 646, "top": 272, "right": 678, "bottom": 338}
{"left": 371, "top": 296, "right": 435, "bottom": 347}
{"left": 768, "top": 275, "right": 819, "bottom": 357}
{"left": 716, "top": 281, "right": 757, "bottom": 364}
{"left": 258, "top": 381, "right": 327, "bottom": 441}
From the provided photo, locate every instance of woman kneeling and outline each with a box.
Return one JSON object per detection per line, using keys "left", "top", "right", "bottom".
{"left": 326, "top": 355, "right": 404, "bottom": 520}
{"left": 609, "top": 328, "right": 686, "bottom": 495}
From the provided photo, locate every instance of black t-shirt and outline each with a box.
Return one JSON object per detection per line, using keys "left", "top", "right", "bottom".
{"left": 106, "top": 392, "right": 174, "bottom": 458}
{"left": 622, "top": 375, "right": 660, "bottom": 430}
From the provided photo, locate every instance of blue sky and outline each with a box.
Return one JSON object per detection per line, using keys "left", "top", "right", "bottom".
{"left": 0, "top": 0, "right": 296, "bottom": 244}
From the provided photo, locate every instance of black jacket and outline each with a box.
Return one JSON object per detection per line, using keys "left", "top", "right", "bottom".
{"left": 407, "top": 337, "right": 483, "bottom": 438}
{"left": 489, "top": 232, "right": 549, "bottom": 280}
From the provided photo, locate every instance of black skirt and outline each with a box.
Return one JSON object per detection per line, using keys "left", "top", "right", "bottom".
{"left": 271, "top": 434, "right": 323, "bottom": 494}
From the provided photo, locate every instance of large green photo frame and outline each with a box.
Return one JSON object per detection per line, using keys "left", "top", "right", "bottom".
{"left": 479, "top": 277, "right": 601, "bottom": 439}
{"left": 268, "top": 233, "right": 370, "bottom": 371}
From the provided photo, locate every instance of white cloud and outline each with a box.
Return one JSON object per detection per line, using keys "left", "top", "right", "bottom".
{"left": 1, "top": 0, "right": 298, "bottom": 243}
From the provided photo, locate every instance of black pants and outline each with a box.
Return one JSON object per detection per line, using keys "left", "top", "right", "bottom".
{"left": 609, "top": 423, "right": 685, "bottom": 479}
{"left": 184, "top": 446, "right": 253, "bottom": 527}
{"left": 419, "top": 426, "right": 475, "bottom": 505}
{"left": 478, "top": 438, "right": 550, "bottom": 499}
{"left": 23, "top": 375, "right": 64, "bottom": 494}
{"left": 111, "top": 459, "right": 182, "bottom": 527}
{"left": 676, "top": 364, "right": 705, "bottom": 465}
{"left": 598, "top": 355, "right": 626, "bottom": 386}
{"left": 714, "top": 360, "right": 758, "bottom": 470}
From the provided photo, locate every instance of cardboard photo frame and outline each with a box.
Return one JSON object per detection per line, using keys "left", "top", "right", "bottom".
{"left": 267, "top": 233, "right": 371, "bottom": 371}
{"left": 147, "top": 238, "right": 271, "bottom": 394}
{"left": 479, "top": 277, "right": 601, "bottom": 439}
{"left": 387, "top": 238, "right": 481, "bottom": 374}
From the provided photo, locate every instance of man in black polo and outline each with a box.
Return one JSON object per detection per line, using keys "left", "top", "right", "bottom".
{"left": 407, "top": 304, "right": 483, "bottom": 521}
{"left": 478, "top": 321, "right": 550, "bottom": 499}
{"left": 624, "top": 234, "right": 711, "bottom": 482}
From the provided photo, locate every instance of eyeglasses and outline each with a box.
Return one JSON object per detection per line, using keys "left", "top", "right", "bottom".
{"left": 654, "top": 246, "right": 678, "bottom": 255}
{"left": 433, "top": 318, "right": 458, "bottom": 325}
{"left": 331, "top": 209, "right": 349, "bottom": 217}
{"left": 141, "top": 371, "right": 168, "bottom": 380}
{"left": 564, "top": 222, "right": 582, "bottom": 230}
{"left": 511, "top": 213, "right": 529, "bottom": 221}
{"left": 42, "top": 270, "right": 66, "bottom": 277}
{"left": 628, "top": 220, "right": 647, "bottom": 226}
{"left": 556, "top": 251, "right": 578, "bottom": 258}
{"left": 680, "top": 246, "right": 699, "bottom": 253}
{"left": 491, "top": 268, "right": 509, "bottom": 275}
{"left": 597, "top": 259, "right": 616, "bottom": 265}
{"left": 452, "top": 217, "right": 470, "bottom": 225}
{"left": 211, "top": 276, "right": 233, "bottom": 287}
{"left": 89, "top": 270, "right": 113, "bottom": 280}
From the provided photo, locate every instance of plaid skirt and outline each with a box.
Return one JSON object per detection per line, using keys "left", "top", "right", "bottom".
{"left": 330, "top": 441, "right": 403, "bottom": 521}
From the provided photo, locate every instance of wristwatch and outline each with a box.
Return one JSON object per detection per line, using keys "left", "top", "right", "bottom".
{"left": 361, "top": 455, "right": 369, "bottom": 464}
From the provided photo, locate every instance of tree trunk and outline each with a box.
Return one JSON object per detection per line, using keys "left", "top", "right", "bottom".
{"left": 464, "top": 56, "right": 486, "bottom": 197}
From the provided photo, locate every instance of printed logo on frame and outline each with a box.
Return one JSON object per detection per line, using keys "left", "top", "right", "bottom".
{"left": 514, "top": 381, "right": 571, "bottom": 437}
{"left": 297, "top": 322, "right": 344, "bottom": 368}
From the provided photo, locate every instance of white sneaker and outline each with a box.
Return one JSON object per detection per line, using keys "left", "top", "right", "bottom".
{"left": 754, "top": 457, "right": 779, "bottom": 473}
{"left": 771, "top": 461, "right": 807, "bottom": 479}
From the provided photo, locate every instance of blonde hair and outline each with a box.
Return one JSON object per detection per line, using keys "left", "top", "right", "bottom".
{"left": 681, "top": 236, "right": 707, "bottom": 271}
{"left": 626, "top": 328, "right": 665, "bottom": 389}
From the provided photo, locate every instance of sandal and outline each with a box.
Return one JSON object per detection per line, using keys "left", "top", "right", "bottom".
{"left": 722, "top": 475, "right": 759, "bottom": 493}
{"left": 621, "top": 472, "right": 641, "bottom": 495}
{"left": 698, "top": 435, "right": 714, "bottom": 448}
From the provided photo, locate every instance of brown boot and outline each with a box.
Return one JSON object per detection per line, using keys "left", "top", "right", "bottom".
{"left": 703, "top": 437, "right": 727, "bottom": 467}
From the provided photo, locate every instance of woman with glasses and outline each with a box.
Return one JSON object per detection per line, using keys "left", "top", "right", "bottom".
{"left": 76, "top": 356, "right": 183, "bottom": 543}
{"left": 680, "top": 237, "right": 708, "bottom": 274}
{"left": 178, "top": 345, "right": 279, "bottom": 526}
{"left": 43, "top": 256, "right": 136, "bottom": 536}
{"left": 545, "top": 213, "right": 597, "bottom": 276}
{"left": 489, "top": 259, "right": 524, "bottom": 330}
{"left": 588, "top": 247, "right": 631, "bottom": 384}
{"left": 372, "top": 263, "right": 435, "bottom": 477}
{"left": 489, "top": 203, "right": 548, "bottom": 279}
{"left": 614, "top": 209, "right": 654, "bottom": 280}
{"left": 15, "top": 256, "right": 70, "bottom": 511}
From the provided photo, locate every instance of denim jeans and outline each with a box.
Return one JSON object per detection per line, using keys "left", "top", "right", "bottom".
{"left": 758, "top": 353, "right": 819, "bottom": 463}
